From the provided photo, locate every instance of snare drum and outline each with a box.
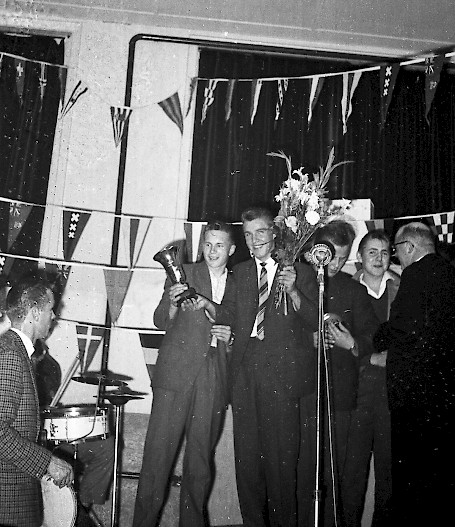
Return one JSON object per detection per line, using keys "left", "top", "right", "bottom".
{"left": 42, "top": 405, "right": 110, "bottom": 444}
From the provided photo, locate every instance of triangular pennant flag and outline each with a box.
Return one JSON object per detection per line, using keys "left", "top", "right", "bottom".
{"left": 0, "top": 53, "right": 4, "bottom": 75}
{"left": 201, "top": 79, "right": 218, "bottom": 124}
{"left": 424, "top": 55, "right": 445, "bottom": 123}
{"left": 44, "top": 263, "right": 72, "bottom": 314}
{"left": 14, "top": 58, "right": 25, "bottom": 106}
{"left": 110, "top": 106, "right": 133, "bottom": 147}
{"left": 0, "top": 255, "right": 14, "bottom": 278}
{"left": 185, "top": 77, "right": 197, "bottom": 117}
{"left": 308, "top": 76, "right": 324, "bottom": 129}
{"left": 250, "top": 79, "right": 263, "bottom": 125}
{"left": 225, "top": 80, "right": 236, "bottom": 122}
{"left": 38, "top": 63, "right": 47, "bottom": 108}
{"left": 432, "top": 211, "right": 454, "bottom": 244}
{"left": 104, "top": 268, "right": 133, "bottom": 324}
{"left": 8, "top": 201, "right": 33, "bottom": 249}
{"left": 365, "top": 219, "right": 385, "bottom": 232}
{"left": 63, "top": 210, "right": 91, "bottom": 261}
{"left": 184, "top": 222, "right": 207, "bottom": 262}
{"left": 139, "top": 332, "right": 164, "bottom": 382}
{"left": 60, "top": 80, "right": 88, "bottom": 119}
{"left": 58, "top": 66, "right": 68, "bottom": 112}
{"left": 341, "top": 71, "right": 362, "bottom": 135}
{"left": 129, "top": 218, "right": 140, "bottom": 268}
{"left": 158, "top": 92, "right": 183, "bottom": 134}
{"left": 275, "top": 78, "right": 289, "bottom": 121}
{"left": 379, "top": 63, "right": 400, "bottom": 129}
{"left": 76, "top": 325, "right": 105, "bottom": 373}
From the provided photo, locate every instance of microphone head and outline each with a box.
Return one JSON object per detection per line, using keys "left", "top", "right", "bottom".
{"left": 306, "top": 242, "right": 334, "bottom": 266}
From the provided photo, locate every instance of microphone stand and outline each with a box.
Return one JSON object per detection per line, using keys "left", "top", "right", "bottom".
{"left": 313, "top": 263, "right": 325, "bottom": 527}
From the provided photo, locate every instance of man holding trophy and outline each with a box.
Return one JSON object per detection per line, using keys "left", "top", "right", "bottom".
{"left": 133, "top": 221, "right": 236, "bottom": 527}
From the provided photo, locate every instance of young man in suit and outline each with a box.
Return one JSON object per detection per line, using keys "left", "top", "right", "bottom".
{"left": 342, "top": 230, "right": 400, "bottom": 527}
{"left": 374, "top": 222, "right": 455, "bottom": 527}
{"left": 0, "top": 277, "right": 73, "bottom": 527}
{"left": 298, "top": 220, "right": 379, "bottom": 527}
{"left": 133, "top": 221, "right": 236, "bottom": 527}
{"left": 198, "top": 207, "right": 319, "bottom": 527}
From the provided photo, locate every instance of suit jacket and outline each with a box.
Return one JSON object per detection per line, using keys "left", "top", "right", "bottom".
{"left": 216, "top": 259, "right": 319, "bottom": 399}
{"left": 0, "top": 330, "right": 53, "bottom": 525}
{"left": 152, "top": 261, "right": 233, "bottom": 395}
{"left": 374, "top": 253, "right": 455, "bottom": 412}
{"left": 303, "top": 270, "right": 380, "bottom": 411}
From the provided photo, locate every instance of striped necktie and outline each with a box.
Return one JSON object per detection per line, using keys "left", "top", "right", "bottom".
{"left": 257, "top": 262, "right": 268, "bottom": 340}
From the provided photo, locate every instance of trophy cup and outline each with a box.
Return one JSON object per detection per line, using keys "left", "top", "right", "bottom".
{"left": 153, "top": 245, "right": 197, "bottom": 306}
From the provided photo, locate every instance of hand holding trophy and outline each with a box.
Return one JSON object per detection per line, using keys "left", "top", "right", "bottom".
{"left": 153, "top": 245, "right": 197, "bottom": 306}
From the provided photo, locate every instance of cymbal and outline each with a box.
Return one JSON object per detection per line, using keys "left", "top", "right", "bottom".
{"left": 72, "top": 375, "right": 126, "bottom": 387}
{"left": 105, "top": 387, "right": 148, "bottom": 397}
{"left": 102, "top": 393, "right": 144, "bottom": 404}
{"left": 83, "top": 370, "right": 133, "bottom": 382}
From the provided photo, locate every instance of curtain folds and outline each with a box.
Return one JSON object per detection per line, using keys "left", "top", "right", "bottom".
{"left": 0, "top": 34, "right": 64, "bottom": 281}
{"left": 189, "top": 49, "right": 455, "bottom": 223}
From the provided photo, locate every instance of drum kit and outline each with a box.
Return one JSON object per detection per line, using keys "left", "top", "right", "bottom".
{"left": 40, "top": 370, "right": 145, "bottom": 527}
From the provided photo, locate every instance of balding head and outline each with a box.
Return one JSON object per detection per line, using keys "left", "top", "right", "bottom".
{"left": 394, "top": 222, "right": 435, "bottom": 269}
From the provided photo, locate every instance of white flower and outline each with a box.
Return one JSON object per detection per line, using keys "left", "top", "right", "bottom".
{"left": 307, "top": 191, "right": 320, "bottom": 210}
{"left": 285, "top": 215, "right": 298, "bottom": 233}
{"left": 305, "top": 210, "right": 320, "bottom": 225}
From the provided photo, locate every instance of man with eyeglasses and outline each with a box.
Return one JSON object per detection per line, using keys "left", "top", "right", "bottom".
{"left": 196, "top": 206, "right": 319, "bottom": 527}
{"left": 341, "top": 230, "right": 400, "bottom": 527}
{"left": 374, "top": 221, "right": 455, "bottom": 527}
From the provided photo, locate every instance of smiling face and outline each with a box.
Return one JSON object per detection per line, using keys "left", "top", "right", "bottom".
{"left": 243, "top": 217, "right": 275, "bottom": 262}
{"left": 358, "top": 238, "right": 390, "bottom": 279}
{"left": 202, "top": 229, "right": 235, "bottom": 273}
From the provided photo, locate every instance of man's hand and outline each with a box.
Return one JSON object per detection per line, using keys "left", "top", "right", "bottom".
{"left": 370, "top": 350, "right": 387, "bottom": 367}
{"left": 46, "top": 455, "right": 74, "bottom": 488}
{"left": 277, "top": 265, "right": 297, "bottom": 293}
{"left": 211, "top": 324, "right": 231, "bottom": 343}
{"left": 325, "top": 320, "right": 356, "bottom": 352}
{"left": 169, "top": 283, "right": 188, "bottom": 307}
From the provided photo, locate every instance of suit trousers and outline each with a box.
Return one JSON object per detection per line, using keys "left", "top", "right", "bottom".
{"left": 341, "top": 365, "right": 391, "bottom": 527}
{"left": 232, "top": 339, "right": 300, "bottom": 527}
{"left": 133, "top": 349, "right": 226, "bottom": 527}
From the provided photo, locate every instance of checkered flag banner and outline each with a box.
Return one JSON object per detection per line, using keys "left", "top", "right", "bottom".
{"left": 432, "top": 212, "right": 454, "bottom": 244}
{"left": 275, "top": 78, "right": 289, "bottom": 121}
{"left": 201, "top": 79, "right": 218, "bottom": 124}
{"left": 110, "top": 106, "right": 133, "bottom": 147}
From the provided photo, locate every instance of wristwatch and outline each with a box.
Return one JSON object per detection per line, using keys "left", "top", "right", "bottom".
{"left": 349, "top": 341, "right": 358, "bottom": 357}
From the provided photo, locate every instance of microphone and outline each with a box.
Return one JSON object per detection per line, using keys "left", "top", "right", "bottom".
{"left": 306, "top": 242, "right": 334, "bottom": 267}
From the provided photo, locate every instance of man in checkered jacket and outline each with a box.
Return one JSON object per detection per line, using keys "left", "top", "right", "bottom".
{"left": 0, "top": 276, "right": 73, "bottom": 526}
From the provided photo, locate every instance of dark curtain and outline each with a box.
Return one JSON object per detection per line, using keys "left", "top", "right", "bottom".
{"left": 0, "top": 34, "right": 65, "bottom": 281}
{"left": 189, "top": 49, "right": 455, "bottom": 223}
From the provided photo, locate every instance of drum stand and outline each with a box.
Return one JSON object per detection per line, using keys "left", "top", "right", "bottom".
{"left": 102, "top": 392, "right": 144, "bottom": 527}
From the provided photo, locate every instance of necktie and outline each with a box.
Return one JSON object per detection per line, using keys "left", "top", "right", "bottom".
{"left": 257, "top": 262, "right": 268, "bottom": 340}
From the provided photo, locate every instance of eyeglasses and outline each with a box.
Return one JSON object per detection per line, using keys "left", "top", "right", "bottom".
{"left": 391, "top": 240, "right": 413, "bottom": 255}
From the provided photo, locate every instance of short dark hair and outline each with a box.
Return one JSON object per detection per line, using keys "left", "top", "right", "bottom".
{"left": 205, "top": 220, "right": 235, "bottom": 244}
{"left": 241, "top": 207, "right": 274, "bottom": 225}
{"left": 314, "top": 220, "right": 356, "bottom": 248}
{"left": 6, "top": 275, "right": 54, "bottom": 323}
{"left": 358, "top": 229, "right": 391, "bottom": 254}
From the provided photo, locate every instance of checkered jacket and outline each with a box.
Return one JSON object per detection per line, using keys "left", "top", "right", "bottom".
{"left": 0, "top": 330, "right": 53, "bottom": 526}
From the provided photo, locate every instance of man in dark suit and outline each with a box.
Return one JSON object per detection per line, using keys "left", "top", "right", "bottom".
{"left": 342, "top": 230, "right": 400, "bottom": 527}
{"left": 298, "top": 220, "right": 379, "bottom": 527}
{"left": 133, "top": 221, "right": 236, "bottom": 527}
{"left": 199, "top": 207, "right": 319, "bottom": 527}
{"left": 0, "top": 277, "right": 73, "bottom": 527}
{"left": 374, "top": 222, "right": 455, "bottom": 527}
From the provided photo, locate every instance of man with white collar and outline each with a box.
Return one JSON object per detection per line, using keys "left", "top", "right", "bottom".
{"left": 198, "top": 206, "right": 319, "bottom": 527}
{"left": 0, "top": 275, "right": 73, "bottom": 526}
{"left": 342, "top": 230, "right": 400, "bottom": 527}
{"left": 374, "top": 222, "right": 455, "bottom": 526}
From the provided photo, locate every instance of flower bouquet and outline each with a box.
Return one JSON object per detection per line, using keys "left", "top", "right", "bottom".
{"left": 268, "top": 147, "right": 351, "bottom": 314}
